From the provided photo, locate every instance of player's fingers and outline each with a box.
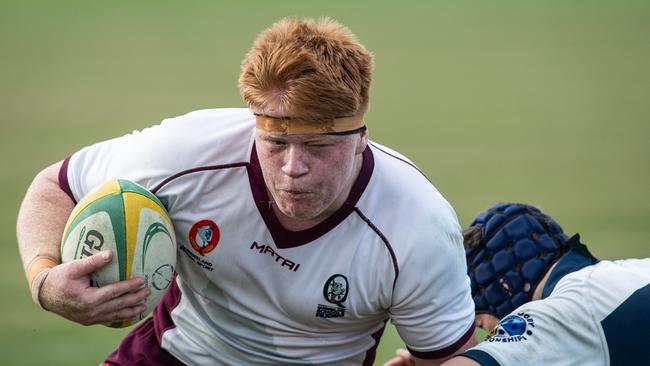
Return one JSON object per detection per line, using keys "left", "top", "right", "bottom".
{"left": 94, "top": 286, "right": 150, "bottom": 314}
{"left": 68, "top": 250, "right": 113, "bottom": 278}
{"left": 383, "top": 357, "right": 411, "bottom": 366}
{"left": 86, "top": 287, "right": 149, "bottom": 325}
{"left": 395, "top": 349, "right": 412, "bottom": 358}
{"left": 100, "top": 304, "right": 148, "bottom": 325}
{"left": 382, "top": 349, "right": 415, "bottom": 366}
{"left": 93, "top": 276, "right": 147, "bottom": 303}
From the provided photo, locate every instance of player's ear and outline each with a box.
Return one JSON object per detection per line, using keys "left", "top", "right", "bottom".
{"left": 355, "top": 130, "right": 368, "bottom": 154}
{"left": 463, "top": 225, "right": 484, "bottom": 251}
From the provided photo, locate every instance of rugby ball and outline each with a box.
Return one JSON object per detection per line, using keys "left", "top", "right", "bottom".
{"left": 61, "top": 179, "right": 177, "bottom": 328}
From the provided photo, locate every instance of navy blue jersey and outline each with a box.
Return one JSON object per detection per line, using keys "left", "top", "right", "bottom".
{"left": 465, "top": 258, "right": 650, "bottom": 366}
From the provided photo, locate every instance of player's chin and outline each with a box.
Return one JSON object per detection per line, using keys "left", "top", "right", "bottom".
{"left": 277, "top": 201, "right": 323, "bottom": 221}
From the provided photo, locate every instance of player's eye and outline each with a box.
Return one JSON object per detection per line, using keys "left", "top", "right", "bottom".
{"left": 306, "top": 140, "right": 334, "bottom": 148}
{"left": 267, "top": 139, "right": 287, "bottom": 146}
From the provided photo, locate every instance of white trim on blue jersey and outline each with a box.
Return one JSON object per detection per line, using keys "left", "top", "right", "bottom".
{"left": 466, "top": 258, "right": 650, "bottom": 366}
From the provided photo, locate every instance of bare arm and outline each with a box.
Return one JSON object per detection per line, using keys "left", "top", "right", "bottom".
{"left": 384, "top": 328, "right": 477, "bottom": 366}
{"left": 17, "top": 162, "right": 73, "bottom": 276}
{"left": 17, "top": 161, "right": 150, "bottom": 325}
{"left": 439, "top": 356, "right": 480, "bottom": 366}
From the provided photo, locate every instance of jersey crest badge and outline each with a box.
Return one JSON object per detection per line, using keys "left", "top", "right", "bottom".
{"left": 316, "top": 274, "right": 348, "bottom": 319}
{"left": 487, "top": 312, "right": 535, "bottom": 343}
{"left": 189, "top": 219, "right": 220, "bottom": 256}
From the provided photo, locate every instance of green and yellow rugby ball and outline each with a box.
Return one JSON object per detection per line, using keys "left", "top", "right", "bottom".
{"left": 61, "top": 179, "right": 177, "bottom": 328}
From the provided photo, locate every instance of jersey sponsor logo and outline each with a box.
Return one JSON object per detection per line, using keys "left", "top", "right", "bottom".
{"left": 316, "top": 274, "right": 348, "bottom": 318}
{"left": 249, "top": 242, "right": 301, "bottom": 272}
{"left": 189, "top": 220, "right": 220, "bottom": 256}
{"left": 180, "top": 245, "right": 214, "bottom": 271}
{"left": 316, "top": 304, "right": 346, "bottom": 318}
{"left": 487, "top": 312, "right": 535, "bottom": 343}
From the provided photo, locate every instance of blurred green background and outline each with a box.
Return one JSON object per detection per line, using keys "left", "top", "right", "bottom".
{"left": 1, "top": 1, "right": 648, "bottom": 365}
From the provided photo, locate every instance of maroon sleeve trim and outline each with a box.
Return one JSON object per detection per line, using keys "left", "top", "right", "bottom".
{"left": 58, "top": 155, "right": 77, "bottom": 204}
{"left": 407, "top": 324, "right": 475, "bottom": 359}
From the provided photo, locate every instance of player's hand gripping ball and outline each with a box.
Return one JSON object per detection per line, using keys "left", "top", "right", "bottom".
{"left": 61, "top": 179, "right": 177, "bottom": 327}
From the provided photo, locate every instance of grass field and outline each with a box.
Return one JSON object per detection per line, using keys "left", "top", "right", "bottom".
{"left": 1, "top": 1, "right": 649, "bottom": 365}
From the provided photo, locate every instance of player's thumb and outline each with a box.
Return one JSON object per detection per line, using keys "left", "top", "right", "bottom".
{"left": 70, "top": 250, "right": 113, "bottom": 278}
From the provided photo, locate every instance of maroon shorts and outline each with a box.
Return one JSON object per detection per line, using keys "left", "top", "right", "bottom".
{"left": 104, "top": 278, "right": 184, "bottom": 366}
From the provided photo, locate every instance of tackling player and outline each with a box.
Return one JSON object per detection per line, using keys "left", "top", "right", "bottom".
{"left": 17, "top": 17, "right": 476, "bottom": 365}
{"left": 386, "top": 203, "right": 650, "bottom": 366}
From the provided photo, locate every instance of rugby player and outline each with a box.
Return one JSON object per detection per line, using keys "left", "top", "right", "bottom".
{"left": 386, "top": 203, "right": 650, "bottom": 366}
{"left": 17, "top": 17, "right": 476, "bottom": 365}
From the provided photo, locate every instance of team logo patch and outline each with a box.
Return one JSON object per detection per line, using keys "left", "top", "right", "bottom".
{"left": 188, "top": 219, "right": 220, "bottom": 256}
{"left": 316, "top": 274, "right": 348, "bottom": 319}
{"left": 487, "top": 312, "right": 535, "bottom": 343}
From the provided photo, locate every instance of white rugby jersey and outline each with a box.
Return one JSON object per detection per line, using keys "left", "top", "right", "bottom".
{"left": 464, "top": 257, "right": 650, "bottom": 366}
{"left": 60, "top": 108, "right": 475, "bottom": 365}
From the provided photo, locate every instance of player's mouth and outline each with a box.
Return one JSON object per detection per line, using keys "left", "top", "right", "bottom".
{"left": 278, "top": 189, "right": 312, "bottom": 200}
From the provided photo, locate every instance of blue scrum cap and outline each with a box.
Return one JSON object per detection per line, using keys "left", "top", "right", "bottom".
{"left": 465, "top": 203, "right": 570, "bottom": 319}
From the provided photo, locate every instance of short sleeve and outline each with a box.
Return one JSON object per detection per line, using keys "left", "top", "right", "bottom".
{"left": 61, "top": 118, "right": 183, "bottom": 201}
{"left": 467, "top": 276, "right": 605, "bottom": 366}
{"left": 60, "top": 109, "right": 255, "bottom": 201}
{"left": 390, "top": 227, "right": 475, "bottom": 359}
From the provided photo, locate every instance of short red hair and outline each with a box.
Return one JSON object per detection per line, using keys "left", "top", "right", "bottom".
{"left": 239, "top": 17, "right": 374, "bottom": 120}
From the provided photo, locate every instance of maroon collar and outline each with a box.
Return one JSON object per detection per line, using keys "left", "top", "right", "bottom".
{"left": 247, "top": 143, "right": 374, "bottom": 248}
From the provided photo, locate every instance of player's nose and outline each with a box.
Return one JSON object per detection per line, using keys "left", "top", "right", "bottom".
{"left": 281, "top": 145, "right": 309, "bottom": 177}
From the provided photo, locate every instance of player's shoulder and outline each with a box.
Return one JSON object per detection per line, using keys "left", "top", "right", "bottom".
{"left": 589, "top": 257, "right": 650, "bottom": 279}
{"left": 469, "top": 293, "right": 602, "bottom": 366}
{"left": 558, "top": 258, "right": 650, "bottom": 291}
{"left": 126, "top": 107, "right": 254, "bottom": 161}
{"left": 119, "top": 107, "right": 253, "bottom": 143}
{"left": 577, "top": 258, "right": 650, "bottom": 299}
{"left": 70, "top": 107, "right": 255, "bottom": 185}
{"left": 548, "top": 258, "right": 650, "bottom": 321}
{"left": 156, "top": 107, "right": 254, "bottom": 134}
{"left": 165, "top": 107, "right": 253, "bottom": 123}
{"left": 368, "top": 140, "right": 426, "bottom": 182}
{"left": 359, "top": 141, "right": 462, "bottom": 261}
{"left": 365, "top": 140, "right": 458, "bottom": 228}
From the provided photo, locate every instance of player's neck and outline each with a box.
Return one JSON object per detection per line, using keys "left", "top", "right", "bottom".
{"left": 532, "top": 261, "right": 558, "bottom": 300}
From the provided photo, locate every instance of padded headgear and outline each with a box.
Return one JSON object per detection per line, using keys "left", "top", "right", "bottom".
{"left": 466, "top": 203, "right": 569, "bottom": 318}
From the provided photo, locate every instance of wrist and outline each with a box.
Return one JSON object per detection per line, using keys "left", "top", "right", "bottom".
{"left": 26, "top": 255, "right": 59, "bottom": 309}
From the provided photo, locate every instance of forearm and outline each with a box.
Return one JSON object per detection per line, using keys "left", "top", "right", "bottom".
{"left": 415, "top": 331, "right": 477, "bottom": 366}
{"left": 17, "top": 161, "right": 150, "bottom": 324}
{"left": 16, "top": 161, "right": 75, "bottom": 301}
{"left": 385, "top": 330, "right": 478, "bottom": 366}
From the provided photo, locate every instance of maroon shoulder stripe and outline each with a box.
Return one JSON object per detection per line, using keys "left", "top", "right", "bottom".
{"left": 369, "top": 142, "right": 431, "bottom": 184}
{"left": 151, "top": 162, "right": 249, "bottom": 194}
